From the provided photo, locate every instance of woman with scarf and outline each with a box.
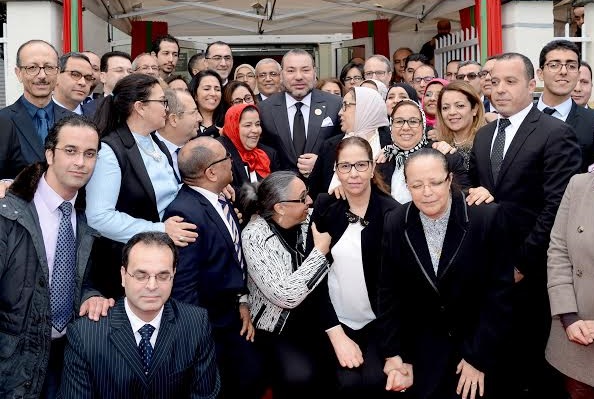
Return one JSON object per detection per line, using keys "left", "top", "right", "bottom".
{"left": 217, "top": 103, "right": 280, "bottom": 196}
{"left": 379, "top": 98, "right": 470, "bottom": 204}
{"left": 309, "top": 86, "right": 391, "bottom": 199}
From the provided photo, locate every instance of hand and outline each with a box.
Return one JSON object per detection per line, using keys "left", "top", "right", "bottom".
{"left": 427, "top": 128, "right": 441, "bottom": 141}
{"left": 514, "top": 267, "right": 524, "bottom": 283}
{"left": 311, "top": 222, "right": 331, "bottom": 255}
{"left": 0, "top": 179, "right": 13, "bottom": 199}
{"left": 327, "top": 326, "right": 364, "bottom": 368}
{"left": 164, "top": 216, "right": 198, "bottom": 247}
{"left": 330, "top": 184, "right": 347, "bottom": 200}
{"left": 466, "top": 187, "right": 494, "bottom": 206}
{"left": 375, "top": 151, "right": 388, "bottom": 164}
{"left": 485, "top": 112, "right": 499, "bottom": 123}
{"left": 234, "top": 208, "right": 243, "bottom": 225}
{"left": 456, "top": 359, "right": 485, "bottom": 399}
{"left": 79, "top": 296, "right": 115, "bottom": 321}
{"left": 239, "top": 303, "right": 255, "bottom": 342}
{"left": 432, "top": 140, "right": 457, "bottom": 155}
{"left": 297, "top": 153, "right": 318, "bottom": 177}
{"left": 566, "top": 320, "right": 594, "bottom": 345}
{"left": 222, "top": 184, "right": 236, "bottom": 202}
{"left": 384, "top": 356, "right": 413, "bottom": 392}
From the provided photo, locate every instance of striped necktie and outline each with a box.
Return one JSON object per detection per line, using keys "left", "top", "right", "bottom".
{"left": 218, "top": 195, "right": 245, "bottom": 271}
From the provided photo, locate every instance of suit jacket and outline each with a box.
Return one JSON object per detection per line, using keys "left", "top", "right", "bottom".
{"left": 0, "top": 98, "right": 72, "bottom": 163}
{"left": 81, "top": 96, "right": 106, "bottom": 120}
{"left": 564, "top": 100, "right": 594, "bottom": 172}
{"left": 58, "top": 298, "right": 220, "bottom": 399}
{"left": 164, "top": 185, "right": 246, "bottom": 329}
{"left": 259, "top": 89, "right": 342, "bottom": 171}
{"left": 546, "top": 173, "right": 594, "bottom": 387}
{"left": 468, "top": 106, "right": 582, "bottom": 277}
{"left": 378, "top": 191, "right": 513, "bottom": 399}
{"left": 0, "top": 117, "right": 27, "bottom": 179}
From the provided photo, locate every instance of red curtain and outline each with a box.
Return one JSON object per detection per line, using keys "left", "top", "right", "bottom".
{"left": 131, "top": 21, "right": 168, "bottom": 59}
{"left": 487, "top": 0, "right": 503, "bottom": 56}
{"left": 352, "top": 19, "right": 390, "bottom": 57}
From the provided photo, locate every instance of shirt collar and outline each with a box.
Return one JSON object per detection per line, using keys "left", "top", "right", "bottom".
{"left": 52, "top": 97, "right": 82, "bottom": 115}
{"left": 419, "top": 196, "right": 452, "bottom": 225}
{"left": 285, "top": 92, "right": 312, "bottom": 110}
{"left": 124, "top": 297, "right": 164, "bottom": 334}
{"left": 537, "top": 95, "right": 573, "bottom": 118}
{"left": 502, "top": 102, "right": 533, "bottom": 128}
{"left": 154, "top": 131, "right": 180, "bottom": 154}
{"left": 20, "top": 95, "right": 54, "bottom": 119}
{"left": 36, "top": 173, "right": 78, "bottom": 212}
{"left": 189, "top": 185, "right": 221, "bottom": 207}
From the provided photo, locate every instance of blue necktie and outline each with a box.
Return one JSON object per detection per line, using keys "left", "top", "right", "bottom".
{"left": 483, "top": 98, "right": 490, "bottom": 112}
{"left": 50, "top": 202, "right": 76, "bottom": 332}
{"left": 218, "top": 195, "right": 245, "bottom": 271}
{"left": 138, "top": 324, "right": 155, "bottom": 373}
{"left": 35, "top": 108, "right": 49, "bottom": 143}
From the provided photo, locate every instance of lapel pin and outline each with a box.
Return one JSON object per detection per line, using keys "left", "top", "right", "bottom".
{"left": 314, "top": 108, "right": 322, "bottom": 116}
{"left": 578, "top": 226, "right": 584, "bottom": 233}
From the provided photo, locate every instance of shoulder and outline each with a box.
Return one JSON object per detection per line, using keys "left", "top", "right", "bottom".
{"left": 384, "top": 202, "right": 408, "bottom": 228}
{"left": 243, "top": 216, "right": 272, "bottom": 238}
{"left": 374, "top": 189, "right": 401, "bottom": 212}
{"left": 169, "top": 298, "right": 209, "bottom": 323}
{"left": 0, "top": 193, "right": 28, "bottom": 220}
{"left": 313, "top": 89, "right": 342, "bottom": 106}
{"left": 476, "top": 120, "right": 497, "bottom": 136}
{"left": 258, "top": 143, "right": 277, "bottom": 157}
{"left": 567, "top": 172, "right": 594, "bottom": 193}
{"left": 313, "top": 193, "right": 341, "bottom": 212}
{"left": 260, "top": 92, "right": 284, "bottom": 109}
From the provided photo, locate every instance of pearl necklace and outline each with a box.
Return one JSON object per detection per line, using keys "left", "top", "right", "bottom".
{"left": 134, "top": 135, "right": 163, "bottom": 162}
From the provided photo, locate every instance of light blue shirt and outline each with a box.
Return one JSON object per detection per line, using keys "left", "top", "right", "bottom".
{"left": 536, "top": 95, "right": 572, "bottom": 122}
{"left": 85, "top": 135, "right": 179, "bottom": 243}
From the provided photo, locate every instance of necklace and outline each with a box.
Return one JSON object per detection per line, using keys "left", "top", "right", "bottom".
{"left": 134, "top": 135, "right": 163, "bottom": 162}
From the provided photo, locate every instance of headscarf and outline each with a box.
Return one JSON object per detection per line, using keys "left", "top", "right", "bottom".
{"left": 422, "top": 78, "right": 449, "bottom": 127}
{"left": 347, "top": 86, "right": 389, "bottom": 138}
{"left": 223, "top": 103, "right": 271, "bottom": 178}
{"left": 383, "top": 99, "right": 428, "bottom": 169}
{"left": 388, "top": 82, "right": 420, "bottom": 104}
{"left": 233, "top": 64, "right": 259, "bottom": 94}
{"left": 362, "top": 79, "right": 389, "bottom": 100}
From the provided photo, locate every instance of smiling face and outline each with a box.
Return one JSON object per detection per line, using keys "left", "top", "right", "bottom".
{"left": 195, "top": 75, "right": 222, "bottom": 113}
{"left": 281, "top": 53, "right": 316, "bottom": 100}
{"left": 491, "top": 57, "right": 536, "bottom": 117}
{"left": 235, "top": 66, "right": 257, "bottom": 91}
{"left": 386, "top": 86, "right": 410, "bottom": 115}
{"left": 413, "top": 65, "right": 436, "bottom": 99}
{"left": 339, "top": 91, "right": 356, "bottom": 133}
{"left": 238, "top": 109, "right": 262, "bottom": 151}
{"left": 538, "top": 48, "right": 580, "bottom": 101}
{"left": 391, "top": 103, "right": 424, "bottom": 150}
{"left": 423, "top": 82, "right": 443, "bottom": 117}
{"left": 440, "top": 89, "right": 477, "bottom": 136}
{"left": 16, "top": 41, "right": 59, "bottom": 104}
{"left": 275, "top": 177, "right": 312, "bottom": 227}
{"left": 256, "top": 62, "right": 281, "bottom": 97}
{"left": 206, "top": 43, "right": 233, "bottom": 81}
{"left": 335, "top": 142, "right": 374, "bottom": 198}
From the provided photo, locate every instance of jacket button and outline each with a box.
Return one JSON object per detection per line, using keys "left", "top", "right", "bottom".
{"left": 24, "top": 381, "right": 32, "bottom": 388}
{"left": 578, "top": 226, "right": 584, "bottom": 233}
{"left": 577, "top": 269, "right": 583, "bottom": 277}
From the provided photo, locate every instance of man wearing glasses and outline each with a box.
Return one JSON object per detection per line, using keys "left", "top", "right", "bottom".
{"left": 59, "top": 232, "right": 220, "bottom": 398}
{"left": 132, "top": 53, "right": 160, "bottom": 79}
{"left": 455, "top": 60, "right": 482, "bottom": 96}
{"left": 53, "top": 52, "right": 95, "bottom": 115}
{"left": 536, "top": 39, "right": 594, "bottom": 172}
{"left": 164, "top": 136, "right": 265, "bottom": 399}
{"left": 205, "top": 41, "right": 234, "bottom": 86}
{"left": 0, "top": 40, "right": 72, "bottom": 166}
{"left": 255, "top": 58, "right": 282, "bottom": 101}
{"left": 363, "top": 54, "right": 393, "bottom": 88}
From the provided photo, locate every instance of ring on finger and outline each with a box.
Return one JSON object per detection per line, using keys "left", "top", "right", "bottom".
{"left": 179, "top": 236, "right": 184, "bottom": 242}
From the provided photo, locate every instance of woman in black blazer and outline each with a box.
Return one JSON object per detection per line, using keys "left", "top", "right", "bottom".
{"left": 379, "top": 148, "right": 513, "bottom": 399}
{"left": 311, "top": 136, "right": 400, "bottom": 398}
{"left": 217, "top": 103, "right": 280, "bottom": 196}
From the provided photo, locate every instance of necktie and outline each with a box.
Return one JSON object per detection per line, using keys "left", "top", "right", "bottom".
{"left": 543, "top": 107, "right": 556, "bottom": 116}
{"left": 483, "top": 98, "right": 491, "bottom": 112}
{"left": 50, "top": 202, "right": 76, "bottom": 332}
{"left": 292, "top": 102, "right": 306, "bottom": 156}
{"left": 36, "top": 108, "right": 49, "bottom": 143}
{"left": 490, "top": 118, "right": 511, "bottom": 182}
{"left": 82, "top": 96, "right": 94, "bottom": 105}
{"left": 218, "top": 195, "right": 245, "bottom": 271}
{"left": 138, "top": 324, "right": 155, "bottom": 374}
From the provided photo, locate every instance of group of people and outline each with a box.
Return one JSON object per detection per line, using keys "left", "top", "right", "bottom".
{"left": 0, "top": 28, "right": 593, "bottom": 399}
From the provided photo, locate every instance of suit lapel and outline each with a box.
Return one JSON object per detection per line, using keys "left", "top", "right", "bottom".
{"left": 477, "top": 123, "right": 497, "bottom": 189}
{"left": 11, "top": 101, "right": 44, "bottom": 160}
{"left": 272, "top": 95, "right": 296, "bottom": 161}
{"left": 304, "top": 91, "right": 327, "bottom": 153}
{"left": 109, "top": 301, "right": 148, "bottom": 383}
{"left": 436, "top": 194, "right": 468, "bottom": 279}
{"left": 403, "top": 203, "right": 439, "bottom": 293}
{"left": 53, "top": 104, "right": 71, "bottom": 123}
{"left": 147, "top": 301, "right": 175, "bottom": 378}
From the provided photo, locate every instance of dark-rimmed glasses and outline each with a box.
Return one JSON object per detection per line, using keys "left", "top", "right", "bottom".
{"left": 206, "top": 152, "right": 232, "bottom": 170}
{"left": 20, "top": 65, "right": 59, "bottom": 76}
{"left": 231, "top": 95, "right": 254, "bottom": 105}
{"left": 336, "top": 160, "right": 372, "bottom": 174}
{"left": 392, "top": 118, "right": 422, "bottom": 128}
{"left": 456, "top": 72, "right": 479, "bottom": 80}
{"left": 142, "top": 99, "right": 169, "bottom": 110}
{"left": 62, "top": 70, "right": 96, "bottom": 83}
{"left": 544, "top": 61, "right": 579, "bottom": 73}
{"left": 279, "top": 190, "right": 309, "bottom": 204}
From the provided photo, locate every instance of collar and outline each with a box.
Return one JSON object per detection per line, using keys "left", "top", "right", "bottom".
{"left": 52, "top": 97, "right": 82, "bottom": 115}
{"left": 537, "top": 95, "right": 572, "bottom": 119}
{"left": 419, "top": 196, "right": 452, "bottom": 225}
{"left": 36, "top": 173, "right": 78, "bottom": 211}
{"left": 154, "top": 131, "right": 180, "bottom": 154}
{"left": 20, "top": 95, "right": 54, "bottom": 119}
{"left": 189, "top": 185, "right": 221, "bottom": 206}
{"left": 501, "top": 102, "right": 533, "bottom": 128}
{"left": 260, "top": 93, "right": 268, "bottom": 100}
{"left": 285, "top": 92, "right": 312, "bottom": 110}
{"left": 124, "top": 297, "right": 164, "bottom": 335}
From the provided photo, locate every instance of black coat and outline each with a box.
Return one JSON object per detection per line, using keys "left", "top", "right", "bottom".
{"left": 378, "top": 191, "right": 513, "bottom": 399}
{"left": 564, "top": 100, "right": 594, "bottom": 172}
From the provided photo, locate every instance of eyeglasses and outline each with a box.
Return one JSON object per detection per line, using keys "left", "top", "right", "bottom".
{"left": 392, "top": 117, "right": 422, "bottom": 128}
{"left": 20, "top": 65, "right": 59, "bottom": 76}
{"left": 478, "top": 70, "right": 491, "bottom": 78}
{"left": 364, "top": 70, "right": 388, "bottom": 78}
{"left": 336, "top": 160, "right": 372, "bottom": 174}
{"left": 343, "top": 76, "right": 363, "bottom": 83}
{"left": 54, "top": 147, "right": 98, "bottom": 159}
{"left": 236, "top": 73, "right": 256, "bottom": 80}
{"left": 62, "top": 70, "right": 96, "bottom": 83}
{"left": 413, "top": 76, "right": 435, "bottom": 84}
{"left": 231, "top": 95, "right": 254, "bottom": 105}
{"left": 142, "top": 99, "right": 169, "bottom": 110}
{"left": 341, "top": 101, "right": 356, "bottom": 111}
{"left": 177, "top": 108, "right": 200, "bottom": 117}
{"left": 206, "top": 55, "right": 233, "bottom": 62}
{"left": 456, "top": 72, "right": 479, "bottom": 80}
{"left": 206, "top": 152, "right": 232, "bottom": 170}
{"left": 137, "top": 65, "right": 159, "bottom": 72}
{"left": 544, "top": 61, "right": 580, "bottom": 73}
{"left": 257, "top": 72, "right": 280, "bottom": 79}
{"left": 279, "top": 190, "right": 309, "bottom": 204}
{"left": 126, "top": 271, "right": 174, "bottom": 283}
{"left": 407, "top": 175, "right": 449, "bottom": 192}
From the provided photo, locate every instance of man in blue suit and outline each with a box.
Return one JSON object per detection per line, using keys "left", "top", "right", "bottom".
{"left": 164, "top": 137, "right": 264, "bottom": 399}
{"left": 59, "top": 231, "right": 220, "bottom": 399}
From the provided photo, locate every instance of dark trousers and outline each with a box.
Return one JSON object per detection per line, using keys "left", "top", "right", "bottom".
{"left": 41, "top": 336, "right": 66, "bottom": 399}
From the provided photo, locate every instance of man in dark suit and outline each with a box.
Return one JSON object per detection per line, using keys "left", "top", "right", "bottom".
{"left": 52, "top": 52, "right": 94, "bottom": 116}
{"left": 58, "top": 231, "right": 220, "bottom": 399}
{"left": 536, "top": 40, "right": 594, "bottom": 171}
{"left": 164, "top": 137, "right": 264, "bottom": 399}
{"left": 467, "top": 52, "right": 582, "bottom": 399}
{"left": 0, "top": 40, "right": 72, "bottom": 166}
{"left": 259, "top": 49, "right": 342, "bottom": 175}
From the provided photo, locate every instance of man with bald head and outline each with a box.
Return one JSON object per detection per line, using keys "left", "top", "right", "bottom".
{"left": 164, "top": 137, "right": 264, "bottom": 399}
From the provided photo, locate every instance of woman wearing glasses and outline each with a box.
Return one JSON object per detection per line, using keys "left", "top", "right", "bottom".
{"left": 190, "top": 70, "right": 225, "bottom": 138}
{"left": 222, "top": 80, "right": 258, "bottom": 111}
{"left": 379, "top": 148, "right": 513, "bottom": 399}
{"left": 311, "top": 136, "right": 399, "bottom": 398}
{"left": 234, "top": 63, "right": 259, "bottom": 94}
{"left": 380, "top": 99, "right": 469, "bottom": 204}
{"left": 86, "top": 74, "right": 197, "bottom": 299}
{"left": 240, "top": 171, "right": 333, "bottom": 398}
{"left": 217, "top": 103, "right": 279, "bottom": 196}
{"left": 339, "top": 61, "right": 365, "bottom": 91}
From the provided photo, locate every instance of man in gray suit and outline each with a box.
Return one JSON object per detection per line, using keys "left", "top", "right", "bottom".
{"left": 59, "top": 231, "right": 220, "bottom": 399}
{"left": 259, "top": 49, "right": 342, "bottom": 174}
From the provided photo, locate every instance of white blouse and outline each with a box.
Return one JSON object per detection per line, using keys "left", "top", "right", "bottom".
{"left": 391, "top": 165, "right": 411, "bottom": 204}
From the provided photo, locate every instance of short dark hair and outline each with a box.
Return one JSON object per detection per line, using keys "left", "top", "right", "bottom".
{"left": 222, "top": 80, "right": 258, "bottom": 109}
{"left": 339, "top": 61, "right": 364, "bottom": 85}
{"left": 165, "top": 74, "right": 188, "bottom": 87}
{"left": 45, "top": 114, "right": 100, "bottom": 152}
{"left": 580, "top": 60, "right": 592, "bottom": 79}
{"left": 405, "top": 53, "right": 431, "bottom": 70}
{"left": 188, "top": 52, "right": 204, "bottom": 76}
{"left": 122, "top": 232, "right": 178, "bottom": 271}
{"left": 496, "top": 52, "right": 535, "bottom": 80}
{"left": 58, "top": 52, "right": 91, "bottom": 70}
{"left": 100, "top": 51, "right": 132, "bottom": 72}
{"left": 152, "top": 34, "right": 180, "bottom": 55}
{"left": 188, "top": 70, "right": 225, "bottom": 126}
{"left": 539, "top": 40, "right": 581, "bottom": 68}
{"left": 16, "top": 40, "right": 59, "bottom": 67}
{"left": 205, "top": 41, "right": 231, "bottom": 57}
{"left": 335, "top": 136, "right": 389, "bottom": 194}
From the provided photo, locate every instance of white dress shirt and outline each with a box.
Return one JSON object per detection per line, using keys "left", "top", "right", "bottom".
{"left": 285, "top": 92, "right": 312, "bottom": 139}
{"left": 536, "top": 95, "right": 572, "bottom": 122}
{"left": 124, "top": 298, "right": 163, "bottom": 347}
{"left": 52, "top": 97, "right": 83, "bottom": 115}
{"left": 154, "top": 131, "right": 181, "bottom": 178}
{"left": 190, "top": 186, "right": 234, "bottom": 239}
{"left": 490, "top": 102, "right": 534, "bottom": 157}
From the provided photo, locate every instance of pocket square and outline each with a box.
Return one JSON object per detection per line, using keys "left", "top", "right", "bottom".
{"left": 321, "top": 117, "right": 334, "bottom": 127}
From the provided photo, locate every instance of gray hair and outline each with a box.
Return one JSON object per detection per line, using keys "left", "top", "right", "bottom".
{"left": 366, "top": 54, "right": 393, "bottom": 73}
{"left": 240, "top": 171, "right": 299, "bottom": 221}
{"left": 132, "top": 52, "right": 157, "bottom": 71}
{"left": 256, "top": 58, "right": 281, "bottom": 72}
